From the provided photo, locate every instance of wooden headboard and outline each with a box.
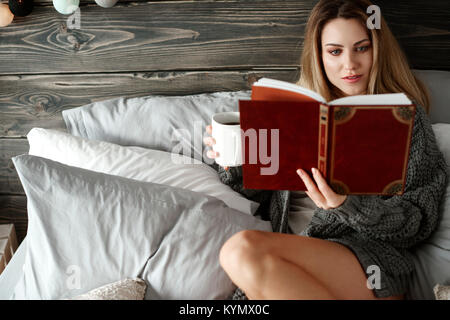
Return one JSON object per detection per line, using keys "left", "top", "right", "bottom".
{"left": 1, "top": 0, "right": 449, "bottom": 243}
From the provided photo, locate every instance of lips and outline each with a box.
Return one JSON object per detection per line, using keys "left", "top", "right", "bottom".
{"left": 342, "top": 74, "right": 362, "bottom": 83}
{"left": 342, "top": 74, "right": 362, "bottom": 80}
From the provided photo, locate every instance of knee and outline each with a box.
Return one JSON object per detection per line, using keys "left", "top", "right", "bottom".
{"left": 219, "top": 230, "right": 268, "bottom": 274}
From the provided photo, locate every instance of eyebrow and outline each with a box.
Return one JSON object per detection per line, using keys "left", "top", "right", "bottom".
{"left": 325, "top": 39, "right": 370, "bottom": 47}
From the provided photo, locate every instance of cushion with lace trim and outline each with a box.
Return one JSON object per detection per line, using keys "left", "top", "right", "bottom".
{"left": 70, "top": 278, "right": 146, "bottom": 300}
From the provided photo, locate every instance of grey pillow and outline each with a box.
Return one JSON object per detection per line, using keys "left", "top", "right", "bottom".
{"left": 10, "top": 154, "right": 271, "bottom": 299}
{"left": 413, "top": 70, "right": 450, "bottom": 124}
{"left": 407, "top": 123, "right": 450, "bottom": 300}
{"left": 62, "top": 91, "right": 251, "bottom": 163}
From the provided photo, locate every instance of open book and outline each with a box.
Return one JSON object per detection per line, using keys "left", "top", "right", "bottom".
{"left": 238, "top": 78, "right": 416, "bottom": 195}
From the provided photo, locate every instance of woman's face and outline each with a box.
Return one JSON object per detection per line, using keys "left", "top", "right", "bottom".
{"left": 321, "top": 18, "right": 373, "bottom": 96}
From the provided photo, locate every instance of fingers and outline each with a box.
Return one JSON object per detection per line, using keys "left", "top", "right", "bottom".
{"left": 203, "top": 136, "right": 216, "bottom": 147}
{"left": 311, "top": 167, "right": 335, "bottom": 200}
{"left": 297, "top": 168, "right": 326, "bottom": 207}
{"left": 204, "top": 124, "right": 217, "bottom": 159}
{"left": 206, "top": 150, "right": 219, "bottom": 159}
{"left": 298, "top": 168, "right": 347, "bottom": 209}
{"left": 204, "top": 124, "right": 227, "bottom": 171}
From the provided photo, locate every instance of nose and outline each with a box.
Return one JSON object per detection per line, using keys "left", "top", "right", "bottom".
{"left": 343, "top": 51, "right": 358, "bottom": 71}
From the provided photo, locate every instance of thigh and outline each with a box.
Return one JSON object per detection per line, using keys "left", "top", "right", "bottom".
{"left": 238, "top": 230, "right": 399, "bottom": 300}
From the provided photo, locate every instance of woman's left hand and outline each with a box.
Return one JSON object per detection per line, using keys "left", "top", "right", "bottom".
{"left": 297, "top": 168, "right": 347, "bottom": 210}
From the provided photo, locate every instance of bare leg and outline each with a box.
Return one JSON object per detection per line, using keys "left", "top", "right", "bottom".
{"left": 238, "top": 253, "right": 336, "bottom": 300}
{"left": 219, "top": 230, "right": 403, "bottom": 300}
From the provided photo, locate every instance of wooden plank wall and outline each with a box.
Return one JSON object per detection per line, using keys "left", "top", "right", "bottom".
{"left": 1, "top": 0, "right": 449, "bottom": 243}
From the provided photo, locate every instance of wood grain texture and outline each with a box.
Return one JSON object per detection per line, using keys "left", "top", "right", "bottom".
{"left": 2, "top": 0, "right": 448, "bottom": 75}
{"left": 0, "top": 69, "right": 298, "bottom": 138}
{"left": 0, "top": 1, "right": 309, "bottom": 74}
{"left": 0, "top": 195, "right": 27, "bottom": 244}
{"left": 0, "top": 138, "right": 28, "bottom": 195}
{"left": 33, "top": 0, "right": 196, "bottom": 3}
{"left": 372, "top": 0, "right": 450, "bottom": 69}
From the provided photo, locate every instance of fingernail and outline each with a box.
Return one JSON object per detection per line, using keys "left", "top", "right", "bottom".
{"left": 297, "top": 169, "right": 303, "bottom": 177}
{"left": 312, "top": 168, "right": 316, "bottom": 174}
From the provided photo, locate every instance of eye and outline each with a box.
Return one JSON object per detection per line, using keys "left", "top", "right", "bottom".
{"left": 356, "top": 45, "right": 370, "bottom": 52}
{"left": 329, "top": 49, "right": 341, "bottom": 56}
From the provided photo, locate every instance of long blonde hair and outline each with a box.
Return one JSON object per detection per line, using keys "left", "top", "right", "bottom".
{"left": 298, "top": 0, "right": 430, "bottom": 112}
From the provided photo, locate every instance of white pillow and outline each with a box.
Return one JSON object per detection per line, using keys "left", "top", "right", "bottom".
{"left": 10, "top": 155, "right": 271, "bottom": 299}
{"left": 407, "top": 123, "right": 450, "bottom": 299}
{"left": 27, "top": 128, "right": 258, "bottom": 215}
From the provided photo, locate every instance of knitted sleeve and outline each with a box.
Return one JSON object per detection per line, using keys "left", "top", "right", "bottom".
{"left": 319, "top": 105, "right": 448, "bottom": 248}
{"left": 216, "top": 165, "right": 273, "bottom": 220}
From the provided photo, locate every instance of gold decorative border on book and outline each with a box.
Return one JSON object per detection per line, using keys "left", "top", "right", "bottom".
{"left": 392, "top": 106, "right": 415, "bottom": 124}
{"left": 334, "top": 107, "right": 356, "bottom": 124}
{"left": 318, "top": 104, "right": 329, "bottom": 176}
{"left": 330, "top": 180, "right": 349, "bottom": 195}
{"left": 330, "top": 106, "right": 415, "bottom": 194}
{"left": 382, "top": 180, "right": 404, "bottom": 195}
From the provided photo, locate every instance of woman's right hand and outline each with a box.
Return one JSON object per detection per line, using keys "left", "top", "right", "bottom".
{"left": 203, "top": 124, "right": 229, "bottom": 171}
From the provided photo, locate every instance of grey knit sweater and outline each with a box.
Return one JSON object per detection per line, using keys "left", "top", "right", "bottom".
{"left": 215, "top": 104, "right": 448, "bottom": 299}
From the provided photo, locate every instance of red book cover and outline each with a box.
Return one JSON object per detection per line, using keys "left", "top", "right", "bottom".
{"left": 238, "top": 79, "right": 416, "bottom": 195}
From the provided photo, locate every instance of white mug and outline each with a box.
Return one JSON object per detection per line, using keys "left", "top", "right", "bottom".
{"left": 211, "top": 112, "right": 242, "bottom": 167}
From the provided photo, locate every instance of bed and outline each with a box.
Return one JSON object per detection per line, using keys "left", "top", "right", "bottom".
{"left": 0, "top": 0, "right": 449, "bottom": 300}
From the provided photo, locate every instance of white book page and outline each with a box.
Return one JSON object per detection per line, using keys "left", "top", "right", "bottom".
{"left": 329, "top": 93, "right": 412, "bottom": 105}
{"left": 254, "top": 78, "right": 327, "bottom": 104}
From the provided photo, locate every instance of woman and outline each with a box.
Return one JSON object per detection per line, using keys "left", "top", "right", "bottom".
{"left": 204, "top": 0, "right": 447, "bottom": 300}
